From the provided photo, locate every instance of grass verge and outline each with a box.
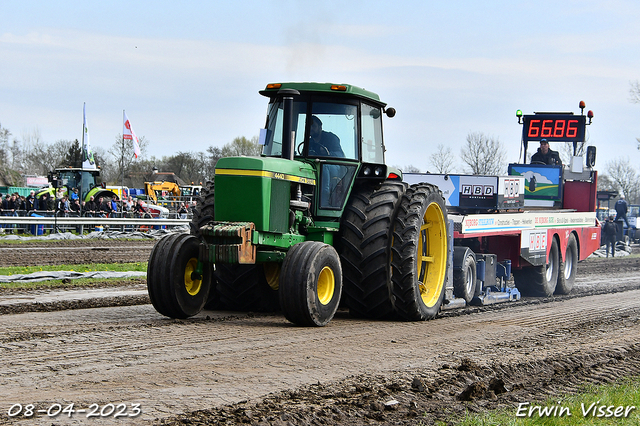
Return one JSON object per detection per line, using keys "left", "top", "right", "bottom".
{"left": 0, "top": 263, "right": 147, "bottom": 289}
{"left": 450, "top": 376, "right": 640, "bottom": 425}
{"left": 0, "top": 262, "right": 147, "bottom": 276}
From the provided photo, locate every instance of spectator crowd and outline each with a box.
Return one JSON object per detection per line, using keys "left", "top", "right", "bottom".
{"left": 1, "top": 188, "right": 194, "bottom": 220}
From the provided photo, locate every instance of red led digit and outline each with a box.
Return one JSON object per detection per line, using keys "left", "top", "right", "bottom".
{"left": 541, "top": 120, "right": 553, "bottom": 137}
{"left": 528, "top": 120, "right": 540, "bottom": 137}
{"left": 553, "top": 119, "right": 565, "bottom": 137}
{"left": 567, "top": 120, "right": 578, "bottom": 138}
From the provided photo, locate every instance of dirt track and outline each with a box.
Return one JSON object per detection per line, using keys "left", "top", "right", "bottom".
{"left": 0, "top": 240, "right": 639, "bottom": 425}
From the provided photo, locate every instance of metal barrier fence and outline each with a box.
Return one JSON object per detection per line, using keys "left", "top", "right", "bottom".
{"left": 0, "top": 213, "right": 191, "bottom": 235}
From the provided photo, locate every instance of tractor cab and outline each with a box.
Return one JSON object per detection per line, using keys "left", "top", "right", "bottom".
{"left": 39, "top": 167, "right": 119, "bottom": 204}
{"left": 54, "top": 168, "right": 100, "bottom": 201}
{"left": 258, "top": 83, "right": 395, "bottom": 214}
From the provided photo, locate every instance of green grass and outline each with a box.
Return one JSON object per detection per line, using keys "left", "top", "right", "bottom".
{"left": 0, "top": 262, "right": 147, "bottom": 276}
{"left": 451, "top": 376, "right": 640, "bottom": 425}
{"left": 0, "top": 262, "right": 147, "bottom": 289}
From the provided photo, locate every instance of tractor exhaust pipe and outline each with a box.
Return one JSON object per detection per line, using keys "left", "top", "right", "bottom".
{"left": 278, "top": 88, "right": 300, "bottom": 161}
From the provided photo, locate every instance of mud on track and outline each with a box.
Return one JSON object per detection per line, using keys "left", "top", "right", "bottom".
{"left": 0, "top": 239, "right": 639, "bottom": 425}
{"left": 0, "top": 239, "right": 155, "bottom": 266}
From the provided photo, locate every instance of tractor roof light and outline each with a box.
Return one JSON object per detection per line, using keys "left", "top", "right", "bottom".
{"left": 330, "top": 85, "right": 347, "bottom": 91}
{"left": 266, "top": 83, "right": 282, "bottom": 90}
{"left": 587, "top": 109, "right": 594, "bottom": 124}
{"left": 516, "top": 109, "right": 523, "bottom": 124}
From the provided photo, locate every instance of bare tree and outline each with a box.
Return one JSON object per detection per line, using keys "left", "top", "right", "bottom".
{"left": 557, "top": 141, "right": 589, "bottom": 165}
{"left": 0, "top": 123, "right": 11, "bottom": 165}
{"left": 606, "top": 157, "right": 640, "bottom": 203}
{"left": 108, "top": 134, "right": 150, "bottom": 186}
{"left": 20, "top": 127, "right": 44, "bottom": 175}
{"left": 596, "top": 174, "right": 618, "bottom": 193}
{"left": 221, "top": 136, "right": 262, "bottom": 157}
{"left": 630, "top": 80, "right": 640, "bottom": 104}
{"left": 460, "top": 132, "right": 506, "bottom": 175}
{"left": 205, "top": 145, "right": 223, "bottom": 180}
{"left": 429, "top": 144, "right": 455, "bottom": 174}
{"left": 25, "top": 139, "right": 75, "bottom": 175}
{"left": 629, "top": 80, "right": 640, "bottom": 150}
{"left": 399, "top": 164, "right": 421, "bottom": 173}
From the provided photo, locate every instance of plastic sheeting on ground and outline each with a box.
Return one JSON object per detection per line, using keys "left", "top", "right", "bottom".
{"left": 0, "top": 227, "right": 188, "bottom": 242}
{"left": 0, "top": 270, "right": 148, "bottom": 283}
{"left": 589, "top": 245, "right": 631, "bottom": 258}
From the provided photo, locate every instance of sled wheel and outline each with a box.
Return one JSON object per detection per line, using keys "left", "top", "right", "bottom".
{"left": 391, "top": 183, "right": 449, "bottom": 321}
{"left": 147, "top": 233, "right": 211, "bottom": 318}
{"left": 514, "top": 237, "right": 559, "bottom": 297}
{"left": 279, "top": 242, "right": 342, "bottom": 327}
{"left": 453, "top": 247, "right": 477, "bottom": 303}
{"left": 555, "top": 234, "right": 578, "bottom": 295}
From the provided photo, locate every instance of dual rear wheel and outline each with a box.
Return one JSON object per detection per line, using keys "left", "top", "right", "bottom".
{"left": 514, "top": 234, "right": 578, "bottom": 297}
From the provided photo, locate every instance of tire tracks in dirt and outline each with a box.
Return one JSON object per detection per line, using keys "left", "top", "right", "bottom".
{"left": 0, "top": 289, "right": 639, "bottom": 425}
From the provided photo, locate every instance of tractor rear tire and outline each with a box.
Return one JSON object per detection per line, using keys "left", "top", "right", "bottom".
{"left": 390, "top": 183, "right": 449, "bottom": 321}
{"left": 187, "top": 179, "right": 221, "bottom": 309}
{"left": 338, "top": 181, "right": 406, "bottom": 318}
{"left": 555, "top": 234, "right": 578, "bottom": 295}
{"left": 147, "top": 233, "right": 212, "bottom": 318}
{"left": 190, "top": 180, "right": 215, "bottom": 237}
{"left": 513, "top": 237, "right": 559, "bottom": 297}
{"left": 215, "top": 264, "right": 280, "bottom": 312}
{"left": 279, "top": 242, "right": 342, "bottom": 327}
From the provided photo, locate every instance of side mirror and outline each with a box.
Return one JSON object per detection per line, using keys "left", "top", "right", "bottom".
{"left": 385, "top": 107, "right": 396, "bottom": 118}
{"left": 586, "top": 146, "right": 596, "bottom": 168}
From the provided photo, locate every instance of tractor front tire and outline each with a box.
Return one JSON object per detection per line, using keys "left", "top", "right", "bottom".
{"left": 147, "top": 233, "right": 212, "bottom": 318}
{"left": 338, "top": 181, "right": 406, "bottom": 318}
{"left": 390, "top": 184, "right": 449, "bottom": 321}
{"left": 279, "top": 242, "right": 342, "bottom": 327}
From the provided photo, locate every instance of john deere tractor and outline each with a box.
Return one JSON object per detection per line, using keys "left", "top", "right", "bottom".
{"left": 147, "top": 82, "right": 449, "bottom": 326}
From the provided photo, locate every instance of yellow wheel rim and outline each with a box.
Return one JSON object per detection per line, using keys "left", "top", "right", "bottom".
{"left": 417, "top": 201, "right": 447, "bottom": 308}
{"left": 264, "top": 263, "right": 281, "bottom": 291}
{"left": 317, "top": 266, "right": 335, "bottom": 305}
{"left": 184, "top": 258, "right": 202, "bottom": 296}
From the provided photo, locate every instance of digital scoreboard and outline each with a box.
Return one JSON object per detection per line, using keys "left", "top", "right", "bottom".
{"left": 522, "top": 114, "right": 586, "bottom": 143}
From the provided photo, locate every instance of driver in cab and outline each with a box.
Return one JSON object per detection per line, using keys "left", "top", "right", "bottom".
{"left": 308, "top": 116, "right": 344, "bottom": 157}
{"left": 530, "top": 138, "right": 562, "bottom": 165}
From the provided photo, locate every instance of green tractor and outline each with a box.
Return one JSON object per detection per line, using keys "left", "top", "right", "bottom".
{"left": 37, "top": 167, "right": 119, "bottom": 203}
{"left": 148, "top": 82, "right": 450, "bottom": 326}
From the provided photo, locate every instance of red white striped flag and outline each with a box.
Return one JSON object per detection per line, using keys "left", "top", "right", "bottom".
{"left": 123, "top": 111, "right": 141, "bottom": 158}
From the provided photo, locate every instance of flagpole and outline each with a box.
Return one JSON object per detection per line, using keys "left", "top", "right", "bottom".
{"left": 81, "top": 103, "right": 85, "bottom": 169}
{"left": 121, "top": 110, "right": 125, "bottom": 197}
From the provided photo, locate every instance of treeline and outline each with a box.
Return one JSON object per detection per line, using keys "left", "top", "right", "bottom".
{"left": 0, "top": 124, "right": 261, "bottom": 188}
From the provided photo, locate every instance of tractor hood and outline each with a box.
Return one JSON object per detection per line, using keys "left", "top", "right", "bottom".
{"left": 214, "top": 156, "right": 316, "bottom": 233}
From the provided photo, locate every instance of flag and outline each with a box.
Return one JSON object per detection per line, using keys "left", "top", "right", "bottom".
{"left": 123, "top": 111, "right": 141, "bottom": 158}
{"left": 82, "top": 103, "right": 97, "bottom": 169}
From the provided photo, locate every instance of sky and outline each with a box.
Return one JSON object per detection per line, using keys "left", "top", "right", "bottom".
{"left": 1, "top": 0, "right": 639, "bottom": 174}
